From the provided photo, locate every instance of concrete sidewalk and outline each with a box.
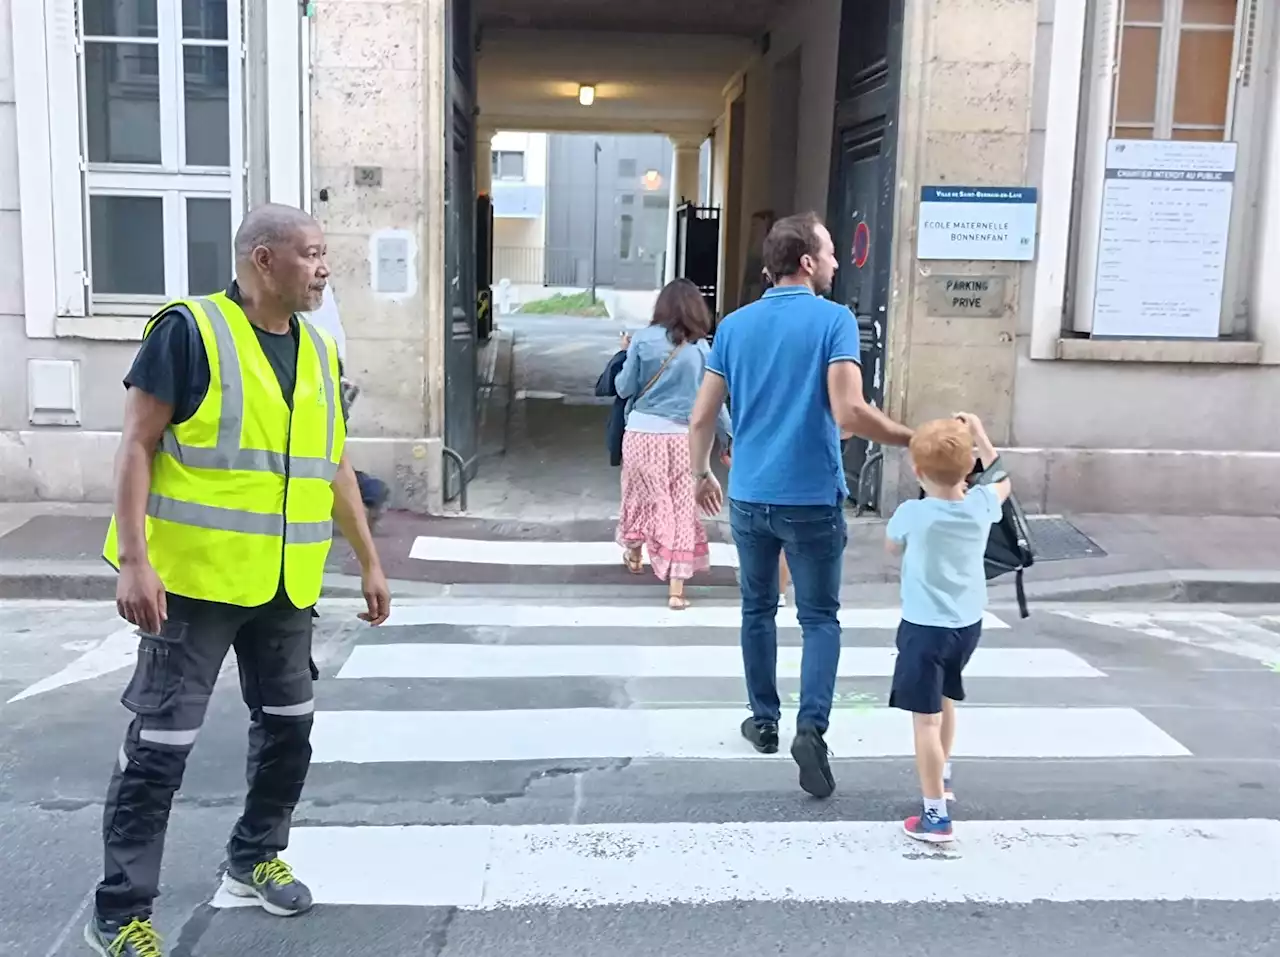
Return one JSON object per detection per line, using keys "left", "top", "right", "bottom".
{"left": 0, "top": 502, "right": 1277, "bottom": 604}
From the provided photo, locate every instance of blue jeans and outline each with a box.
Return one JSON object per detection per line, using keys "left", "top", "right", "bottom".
{"left": 729, "top": 499, "right": 847, "bottom": 733}
{"left": 356, "top": 470, "right": 390, "bottom": 508}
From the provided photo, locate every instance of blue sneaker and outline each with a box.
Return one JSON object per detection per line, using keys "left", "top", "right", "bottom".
{"left": 904, "top": 809, "right": 954, "bottom": 843}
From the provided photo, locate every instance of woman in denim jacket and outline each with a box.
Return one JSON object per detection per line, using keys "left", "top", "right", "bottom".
{"left": 615, "top": 279, "right": 732, "bottom": 609}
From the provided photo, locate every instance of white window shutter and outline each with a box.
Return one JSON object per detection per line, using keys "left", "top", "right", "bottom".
{"left": 11, "top": 0, "right": 58, "bottom": 337}
{"left": 1069, "top": 0, "right": 1122, "bottom": 334}
{"left": 46, "top": 0, "right": 87, "bottom": 318}
{"left": 1221, "top": 0, "right": 1266, "bottom": 333}
{"left": 264, "top": 0, "right": 303, "bottom": 208}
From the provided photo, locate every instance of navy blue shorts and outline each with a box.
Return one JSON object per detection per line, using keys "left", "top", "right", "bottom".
{"left": 888, "top": 620, "right": 983, "bottom": 715}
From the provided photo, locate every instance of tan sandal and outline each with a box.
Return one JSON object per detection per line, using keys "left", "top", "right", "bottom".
{"left": 623, "top": 549, "right": 644, "bottom": 574}
{"left": 668, "top": 595, "right": 690, "bottom": 611}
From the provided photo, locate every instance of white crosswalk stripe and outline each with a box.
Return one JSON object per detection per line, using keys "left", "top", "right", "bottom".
{"left": 309, "top": 705, "right": 1189, "bottom": 763}
{"left": 336, "top": 643, "right": 1105, "bottom": 679}
{"left": 212, "top": 820, "right": 1280, "bottom": 908}
{"left": 409, "top": 535, "right": 741, "bottom": 567}
{"left": 202, "top": 540, "right": 1277, "bottom": 914}
{"left": 1049, "top": 608, "right": 1280, "bottom": 668}
{"left": 381, "top": 602, "right": 1010, "bottom": 630}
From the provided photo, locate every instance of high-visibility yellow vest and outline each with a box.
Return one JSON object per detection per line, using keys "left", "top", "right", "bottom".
{"left": 103, "top": 292, "right": 346, "bottom": 608}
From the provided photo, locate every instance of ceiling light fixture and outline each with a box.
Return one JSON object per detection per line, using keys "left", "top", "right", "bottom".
{"left": 578, "top": 84, "right": 595, "bottom": 107}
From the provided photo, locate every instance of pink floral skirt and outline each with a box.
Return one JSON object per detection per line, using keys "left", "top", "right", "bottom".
{"left": 616, "top": 430, "right": 711, "bottom": 582}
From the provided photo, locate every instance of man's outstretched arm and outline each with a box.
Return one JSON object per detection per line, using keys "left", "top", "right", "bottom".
{"left": 827, "top": 360, "right": 913, "bottom": 446}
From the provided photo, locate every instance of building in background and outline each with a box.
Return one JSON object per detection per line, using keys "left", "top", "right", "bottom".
{"left": 489, "top": 132, "right": 675, "bottom": 311}
{"left": 488, "top": 129, "right": 547, "bottom": 295}
{"left": 542, "top": 133, "right": 672, "bottom": 291}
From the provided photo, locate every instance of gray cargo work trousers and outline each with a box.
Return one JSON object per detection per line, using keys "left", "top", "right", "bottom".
{"left": 94, "top": 592, "right": 317, "bottom": 924}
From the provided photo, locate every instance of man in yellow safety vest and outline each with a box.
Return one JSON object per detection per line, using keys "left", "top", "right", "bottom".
{"left": 85, "top": 204, "right": 391, "bottom": 957}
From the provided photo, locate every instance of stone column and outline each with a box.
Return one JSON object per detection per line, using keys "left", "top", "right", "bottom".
{"left": 306, "top": 0, "right": 444, "bottom": 513}
{"left": 665, "top": 137, "right": 705, "bottom": 283}
{"left": 475, "top": 127, "right": 494, "bottom": 197}
{"left": 882, "top": 0, "right": 1038, "bottom": 505}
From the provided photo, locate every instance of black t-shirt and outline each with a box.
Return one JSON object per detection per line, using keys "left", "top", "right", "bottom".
{"left": 123, "top": 281, "right": 347, "bottom": 420}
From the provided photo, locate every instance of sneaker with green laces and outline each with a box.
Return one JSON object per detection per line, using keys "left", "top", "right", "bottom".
{"left": 220, "top": 857, "right": 314, "bottom": 917}
{"left": 83, "top": 917, "right": 164, "bottom": 957}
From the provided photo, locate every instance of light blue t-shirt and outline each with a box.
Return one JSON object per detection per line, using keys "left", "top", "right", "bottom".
{"left": 707, "top": 286, "right": 862, "bottom": 505}
{"left": 887, "top": 485, "right": 1003, "bottom": 628}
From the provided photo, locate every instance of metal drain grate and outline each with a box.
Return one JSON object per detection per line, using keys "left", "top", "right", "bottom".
{"left": 1026, "top": 516, "right": 1106, "bottom": 562}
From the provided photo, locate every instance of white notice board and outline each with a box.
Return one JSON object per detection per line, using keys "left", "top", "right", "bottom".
{"left": 916, "top": 186, "right": 1038, "bottom": 261}
{"left": 1091, "top": 139, "right": 1237, "bottom": 339}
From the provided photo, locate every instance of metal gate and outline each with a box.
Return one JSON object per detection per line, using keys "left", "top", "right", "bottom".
{"left": 674, "top": 202, "right": 721, "bottom": 326}
{"left": 828, "top": 0, "right": 905, "bottom": 514}
{"left": 443, "top": 0, "right": 478, "bottom": 501}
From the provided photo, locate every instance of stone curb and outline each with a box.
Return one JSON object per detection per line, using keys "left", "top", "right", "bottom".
{"left": 988, "top": 569, "right": 1280, "bottom": 606}
{"left": 0, "top": 563, "right": 747, "bottom": 603}
{"left": 1, "top": 562, "right": 1278, "bottom": 605}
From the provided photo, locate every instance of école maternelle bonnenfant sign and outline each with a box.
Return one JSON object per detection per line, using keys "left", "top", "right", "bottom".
{"left": 1091, "top": 139, "right": 1237, "bottom": 339}
{"left": 916, "top": 186, "right": 1038, "bottom": 262}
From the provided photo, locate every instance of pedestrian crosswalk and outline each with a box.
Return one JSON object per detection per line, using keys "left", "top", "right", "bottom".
{"left": 203, "top": 543, "right": 1280, "bottom": 917}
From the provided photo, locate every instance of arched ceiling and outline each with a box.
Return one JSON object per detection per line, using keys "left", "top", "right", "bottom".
{"left": 476, "top": 0, "right": 787, "bottom": 37}
{"left": 477, "top": 29, "right": 756, "bottom": 137}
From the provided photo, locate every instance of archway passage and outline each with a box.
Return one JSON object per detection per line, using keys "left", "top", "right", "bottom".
{"left": 450, "top": 0, "right": 904, "bottom": 524}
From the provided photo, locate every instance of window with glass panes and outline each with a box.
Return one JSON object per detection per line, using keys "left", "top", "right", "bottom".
{"left": 1113, "top": 0, "right": 1244, "bottom": 141}
{"left": 80, "top": 0, "right": 242, "bottom": 309}
{"left": 491, "top": 150, "right": 526, "bottom": 181}
{"left": 1070, "top": 0, "right": 1267, "bottom": 336}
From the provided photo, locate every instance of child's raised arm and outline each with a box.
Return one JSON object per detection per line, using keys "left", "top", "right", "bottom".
{"left": 955, "top": 412, "right": 1012, "bottom": 504}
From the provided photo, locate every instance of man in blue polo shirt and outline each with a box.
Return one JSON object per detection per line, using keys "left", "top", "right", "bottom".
{"left": 688, "top": 211, "right": 914, "bottom": 799}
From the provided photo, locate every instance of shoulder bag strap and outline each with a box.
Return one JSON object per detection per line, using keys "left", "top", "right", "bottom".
{"left": 636, "top": 342, "right": 684, "bottom": 402}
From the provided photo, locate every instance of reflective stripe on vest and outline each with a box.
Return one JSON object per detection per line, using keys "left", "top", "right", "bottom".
{"left": 155, "top": 296, "right": 340, "bottom": 482}
{"left": 146, "top": 494, "right": 333, "bottom": 546}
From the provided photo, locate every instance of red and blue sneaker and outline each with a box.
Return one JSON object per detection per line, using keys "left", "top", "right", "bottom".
{"left": 904, "top": 808, "right": 954, "bottom": 843}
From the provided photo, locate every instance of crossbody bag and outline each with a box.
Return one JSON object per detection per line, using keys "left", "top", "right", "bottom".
{"left": 625, "top": 342, "right": 685, "bottom": 418}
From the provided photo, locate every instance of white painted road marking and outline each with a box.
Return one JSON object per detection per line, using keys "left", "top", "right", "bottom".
{"left": 409, "top": 536, "right": 741, "bottom": 568}
{"left": 7, "top": 626, "right": 138, "bottom": 703}
{"left": 382, "top": 604, "right": 1010, "bottom": 631}
{"left": 309, "top": 706, "right": 1189, "bottom": 764}
{"left": 209, "top": 818, "right": 1280, "bottom": 908}
{"left": 337, "top": 643, "right": 1104, "bottom": 680}
{"left": 1052, "top": 609, "right": 1280, "bottom": 667}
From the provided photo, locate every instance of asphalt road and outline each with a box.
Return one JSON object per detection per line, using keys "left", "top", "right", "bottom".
{"left": 469, "top": 311, "right": 723, "bottom": 520}
{"left": 3, "top": 596, "right": 1280, "bottom": 956}
{"left": 502, "top": 312, "right": 636, "bottom": 400}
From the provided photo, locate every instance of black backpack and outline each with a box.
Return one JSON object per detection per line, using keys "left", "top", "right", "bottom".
{"left": 917, "top": 460, "right": 1036, "bottom": 619}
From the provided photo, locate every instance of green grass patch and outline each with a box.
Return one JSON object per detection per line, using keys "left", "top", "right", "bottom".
{"left": 517, "top": 291, "right": 610, "bottom": 317}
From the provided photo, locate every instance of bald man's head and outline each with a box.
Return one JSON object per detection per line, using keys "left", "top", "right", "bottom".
{"left": 234, "top": 204, "right": 328, "bottom": 313}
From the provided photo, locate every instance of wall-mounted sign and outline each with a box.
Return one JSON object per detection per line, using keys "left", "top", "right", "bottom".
{"left": 1091, "top": 139, "right": 1236, "bottom": 339}
{"left": 917, "top": 186, "right": 1038, "bottom": 262}
{"left": 926, "top": 275, "right": 1007, "bottom": 318}
{"left": 852, "top": 221, "right": 870, "bottom": 268}
{"left": 368, "top": 229, "right": 418, "bottom": 299}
